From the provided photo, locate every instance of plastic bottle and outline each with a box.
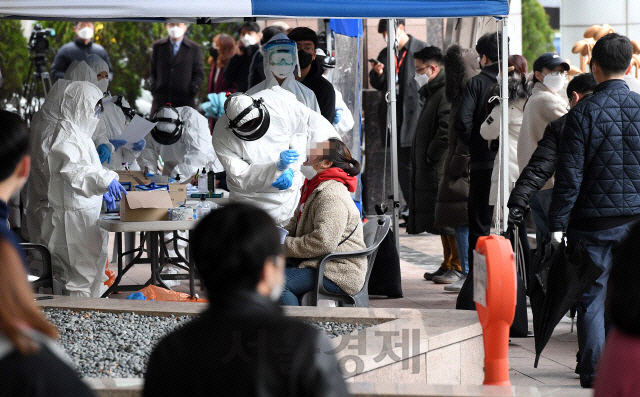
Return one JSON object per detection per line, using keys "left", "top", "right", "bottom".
{"left": 196, "top": 195, "right": 212, "bottom": 219}
{"left": 207, "top": 168, "right": 215, "bottom": 193}
{"left": 198, "top": 167, "right": 208, "bottom": 193}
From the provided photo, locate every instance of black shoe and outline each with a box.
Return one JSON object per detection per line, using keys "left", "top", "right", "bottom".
{"left": 580, "top": 374, "right": 594, "bottom": 388}
{"left": 424, "top": 267, "right": 447, "bottom": 281}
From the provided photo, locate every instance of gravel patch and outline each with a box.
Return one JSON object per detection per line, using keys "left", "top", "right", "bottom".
{"left": 45, "top": 308, "right": 374, "bottom": 378}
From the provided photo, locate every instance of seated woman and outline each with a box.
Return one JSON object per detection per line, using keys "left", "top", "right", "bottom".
{"left": 280, "top": 138, "right": 366, "bottom": 306}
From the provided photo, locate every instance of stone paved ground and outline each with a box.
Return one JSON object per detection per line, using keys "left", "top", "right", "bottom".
{"left": 106, "top": 227, "right": 582, "bottom": 389}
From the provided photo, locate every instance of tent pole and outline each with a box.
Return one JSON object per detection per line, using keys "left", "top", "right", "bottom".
{"left": 500, "top": 17, "right": 509, "bottom": 233}
{"left": 387, "top": 18, "right": 400, "bottom": 249}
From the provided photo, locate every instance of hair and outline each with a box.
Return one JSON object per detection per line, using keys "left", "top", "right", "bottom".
{"left": 74, "top": 21, "right": 93, "bottom": 27}
{"left": 610, "top": 222, "right": 640, "bottom": 336}
{"left": 414, "top": 46, "right": 444, "bottom": 66}
{"left": 0, "top": 111, "right": 29, "bottom": 182}
{"left": 591, "top": 33, "right": 633, "bottom": 75}
{"left": 324, "top": 138, "right": 361, "bottom": 176}
{"left": 377, "top": 19, "right": 406, "bottom": 34}
{"left": 485, "top": 54, "right": 532, "bottom": 112}
{"left": 0, "top": 240, "right": 58, "bottom": 354}
{"left": 239, "top": 21, "right": 260, "bottom": 34}
{"left": 567, "top": 73, "right": 597, "bottom": 98}
{"left": 261, "top": 25, "right": 285, "bottom": 45}
{"left": 215, "top": 34, "right": 236, "bottom": 70}
{"left": 476, "top": 32, "right": 501, "bottom": 63}
{"left": 444, "top": 45, "right": 480, "bottom": 104}
{"left": 287, "top": 27, "right": 318, "bottom": 48}
{"left": 192, "top": 204, "right": 282, "bottom": 298}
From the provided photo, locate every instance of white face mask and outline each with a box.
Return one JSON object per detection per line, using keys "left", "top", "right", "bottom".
{"left": 77, "top": 27, "right": 94, "bottom": 40}
{"left": 543, "top": 73, "right": 566, "bottom": 93}
{"left": 168, "top": 26, "right": 185, "bottom": 40}
{"left": 240, "top": 34, "right": 258, "bottom": 47}
{"left": 271, "top": 64, "right": 295, "bottom": 79}
{"left": 414, "top": 72, "right": 430, "bottom": 87}
{"left": 96, "top": 79, "right": 109, "bottom": 93}
{"left": 301, "top": 165, "right": 317, "bottom": 180}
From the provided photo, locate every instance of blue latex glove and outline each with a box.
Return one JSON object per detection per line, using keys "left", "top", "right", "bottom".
{"left": 108, "top": 179, "right": 128, "bottom": 200}
{"left": 103, "top": 192, "right": 116, "bottom": 211}
{"left": 272, "top": 169, "right": 294, "bottom": 190}
{"left": 126, "top": 292, "right": 147, "bottom": 300}
{"left": 333, "top": 109, "right": 342, "bottom": 124}
{"left": 168, "top": 178, "right": 176, "bottom": 183}
{"left": 97, "top": 144, "right": 111, "bottom": 164}
{"left": 276, "top": 150, "right": 299, "bottom": 171}
{"left": 145, "top": 171, "right": 155, "bottom": 177}
{"left": 132, "top": 139, "right": 146, "bottom": 152}
{"left": 109, "top": 139, "right": 127, "bottom": 151}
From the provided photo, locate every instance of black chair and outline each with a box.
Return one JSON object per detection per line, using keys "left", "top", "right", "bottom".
{"left": 22, "top": 243, "right": 62, "bottom": 295}
{"left": 300, "top": 216, "right": 391, "bottom": 307}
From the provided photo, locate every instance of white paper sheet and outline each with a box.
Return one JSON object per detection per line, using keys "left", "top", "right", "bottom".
{"left": 120, "top": 116, "right": 157, "bottom": 150}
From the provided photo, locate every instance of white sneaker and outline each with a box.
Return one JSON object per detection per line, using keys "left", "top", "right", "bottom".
{"left": 444, "top": 275, "right": 467, "bottom": 292}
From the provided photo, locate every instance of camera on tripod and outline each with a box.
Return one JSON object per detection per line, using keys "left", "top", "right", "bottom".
{"left": 28, "top": 24, "right": 55, "bottom": 74}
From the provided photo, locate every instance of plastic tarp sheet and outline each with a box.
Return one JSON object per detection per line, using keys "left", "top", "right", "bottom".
{"left": 0, "top": 0, "right": 508, "bottom": 20}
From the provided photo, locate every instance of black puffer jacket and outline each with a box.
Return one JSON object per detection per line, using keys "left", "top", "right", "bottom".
{"left": 507, "top": 114, "right": 567, "bottom": 210}
{"left": 548, "top": 80, "right": 640, "bottom": 231}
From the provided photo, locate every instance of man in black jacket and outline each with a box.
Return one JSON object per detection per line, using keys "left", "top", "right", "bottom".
{"left": 224, "top": 22, "right": 262, "bottom": 93}
{"left": 507, "top": 73, "right": 597, "bottom": 225}
{"left": 149, "top": 23, "right": 205, "bottom": 115}
{"left": 144, "top": 204, "right": 348, "bottom": 397}
{"left": 288, "top": 27, "right": 336, "bottom": 123}
{"left": 50, "top": 21, "right": 113, "bottom": 81}
{"left": 454, "top": 32, "right": 501, "bottom": 310}
{"left": 548, "top": 33, "right": 640, "bottom": 388}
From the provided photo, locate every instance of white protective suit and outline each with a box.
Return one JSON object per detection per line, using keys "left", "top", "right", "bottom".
{"left": 40, "top": 81, "right": 118, "bottom": 297}
{"left": 138, "top": 106, "right": 221, "bottom": 179}
{"left": 333, "top": 89, "right": 355, "bottom": 137}
{"left": 212, "top": 86, "right": 339, "bottom": 226}
{"left": 246, "top": 34, "right": 321, "bottom": 114}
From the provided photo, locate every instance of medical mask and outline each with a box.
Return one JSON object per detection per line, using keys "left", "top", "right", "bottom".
{"left": 240, "top": 34, "right": 258, "bottom": 47}
{"left": 96, "top": 79, "right": 109, "bottom": 93}
{"left": 77, "top": 27, "right": 94, "bottom": 40}
{"left": 271, "top": 64, "right": 295, "bottom": 79}
{"left": 543, "top": 73, "right": 566, "bottom": 93}
{"left": 301, "top": 165, "right": 318, "bottom": 180}
{"left": 168, "top": 26, "right": 185, "bottom": 40}
{"left": 414, "top": 72, "right": 430, "bottom": 87}
{"left": 297, "top": 50, "right": 313, "bottom": 69}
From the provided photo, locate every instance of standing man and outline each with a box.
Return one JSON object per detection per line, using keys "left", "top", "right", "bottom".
{"left": 369, "top": 19, "right": 427, "bottom": 218}
{"left": 287, "top": 27, "right": 336, "bottom": 123}
{"left": 548, "top": 33, "right": 640, "bottom": 388}
{"left": 454, "top": 32, "right": 501, "bottom": 310}
{"left": 224, "top": 22, "right": 262, "bottom": 93}
{"left": 149, "top": 23, "right": 204, "bottom": 115}
{"left": 50, "top": 21, "right": 113, "bottom": 81}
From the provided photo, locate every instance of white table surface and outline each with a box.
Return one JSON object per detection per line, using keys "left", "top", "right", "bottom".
{"left": 99, "top": 218, "right": 198, "bottom": 233}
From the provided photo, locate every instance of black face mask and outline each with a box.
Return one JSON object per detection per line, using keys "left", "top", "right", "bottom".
{"left": 298, "top": 50, "right": 313, "bottom": 70}
{"left": 210, "top": 47, "right": 219, "bottom": 59}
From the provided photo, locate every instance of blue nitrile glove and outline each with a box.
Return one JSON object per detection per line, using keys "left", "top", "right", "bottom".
{"left": 108, "top": 179, "right": 128, "bottom": 201}
{"left": 103, "top": 192, "right": 116, "bottom": 211}
{"left": 109, "top": 139, "right": 127, "bottom": 151}
{"left": 145, "top": 171, "right": 155, "bottom": 177}
{"left": 333, "top": 109, "right": 342, "bottom": 124}
{"left": 126, "top": 292, "right": 147, "bottom": 300}
{"left": 168, "top": 177, "right": 176, "bottom": 183}
{"left": 276, "top": 150, "right": 299, "bottom": 171}
{"left": 272, "top": 168, "right": 294, "bottom": 190}
{"left": 132, "top": 139, "right": 146, "bottom": 152}
{"left": 97, "top": 144, "right": 111, "bottom": 164}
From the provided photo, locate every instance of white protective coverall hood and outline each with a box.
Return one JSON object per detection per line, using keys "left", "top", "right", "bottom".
{"left": 93, "top": 94, "right": 141, "bottom": 170}
{"left": 245, "top": 34, "right": 321, "bottom": 115}
{"left": 138, "top": 106, "right": 221, "bottom": 179}
{"left": 85, "top": 54, "right": 110, "bottom": 93}
{"left": 41, "top": 81, "right": 119, "bottom": 297}
{"left": 212, "top": 86, "right": 339, "bottom": 226}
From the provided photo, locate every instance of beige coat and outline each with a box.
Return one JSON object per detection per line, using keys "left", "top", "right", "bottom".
{"left": 283, "top": 180, "right": 366, "bottom": 295}
{"left": 517, "top": 83, "right": 567, "bottom": 190}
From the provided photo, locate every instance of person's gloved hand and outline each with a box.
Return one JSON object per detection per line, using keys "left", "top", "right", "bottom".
{"left": 276, "top": 150, "right": 299, "bottom": 171}
{"left": 145, "top": 171, "right": 155, "bottom": 177}
{"left": 108, "top": 179, "right": 128, "bottom": 201}
{"left": 508, "top": 206, "right": 524, "bottom": 226}
{"left": 97, "top": 144, "right": 111, "bottom": 164}
{"left": 272, "top": 169, "right": 294, "bottom": 190}
{"left": 109, "top": 139, "right": 127, "bottom": 151}
{"left": 132, "top": 139, "right": 146, "bottom": 152}
{"left": 551, "top": 231, "right": 564, "bottom": 247}
{"left": 168, "top": 178, "right": 176, "bottom": 183}
{"left": 103, "top": 192, "right": 116, "bottom": 211}
{"left": 333, "top": 109, "right": 342, "bottom": 125}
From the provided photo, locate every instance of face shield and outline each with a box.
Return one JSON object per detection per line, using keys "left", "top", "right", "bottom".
{"left": 263, "top": 34, "right": 299, "bottom": 80}
{"left": 224, "top": 93, "right": 271, "bottom": 141}
{"left": 151, "top": 105, "right": 183, "bottom": 145}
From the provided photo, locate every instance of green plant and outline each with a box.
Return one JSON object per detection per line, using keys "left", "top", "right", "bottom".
{"left": 0, "top": 20, "right": 30, "bottom": 107}
{"left": 521, "top": 0, "right": 556, "bottom": 67}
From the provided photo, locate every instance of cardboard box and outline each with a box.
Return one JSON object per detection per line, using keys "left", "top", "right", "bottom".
{"left": 116, "top": 170, "right": 150, "bottom": 188}
{"left": 121, "top": 191, "right": 173, "bottom": 222}
{"left": 168, "top": 183, "right": 187, "bottom": 207}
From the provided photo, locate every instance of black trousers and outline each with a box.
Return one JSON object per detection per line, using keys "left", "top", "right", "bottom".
{"left": 397, "top": 146, "right": 412, "bottom": 208}
{"left": 457, "top": 168, "right": 493, "bottom": 310}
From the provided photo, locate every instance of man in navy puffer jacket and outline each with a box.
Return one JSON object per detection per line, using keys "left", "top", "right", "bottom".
{"left": 548, "top": 33, "right": 640, "bottom": 388}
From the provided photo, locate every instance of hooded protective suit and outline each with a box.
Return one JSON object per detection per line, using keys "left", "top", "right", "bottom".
{"left": 85, "top": 54, "right": 110, "bottom": 93}
{"left": 138, "top": 106, "right": 220, "bottom": 179}
{"left": 41, "top": 81, "right": 119, "bottom": 297}
{"left": 212, "top": 86, "right": 339, "bottom": 226}
{"left": 245, "top": 34, "right": 321, "bottom": 114}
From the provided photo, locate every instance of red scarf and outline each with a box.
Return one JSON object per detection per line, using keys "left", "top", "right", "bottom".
{"left": 297, "top": 168, "right": 357, "bottom": 219}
